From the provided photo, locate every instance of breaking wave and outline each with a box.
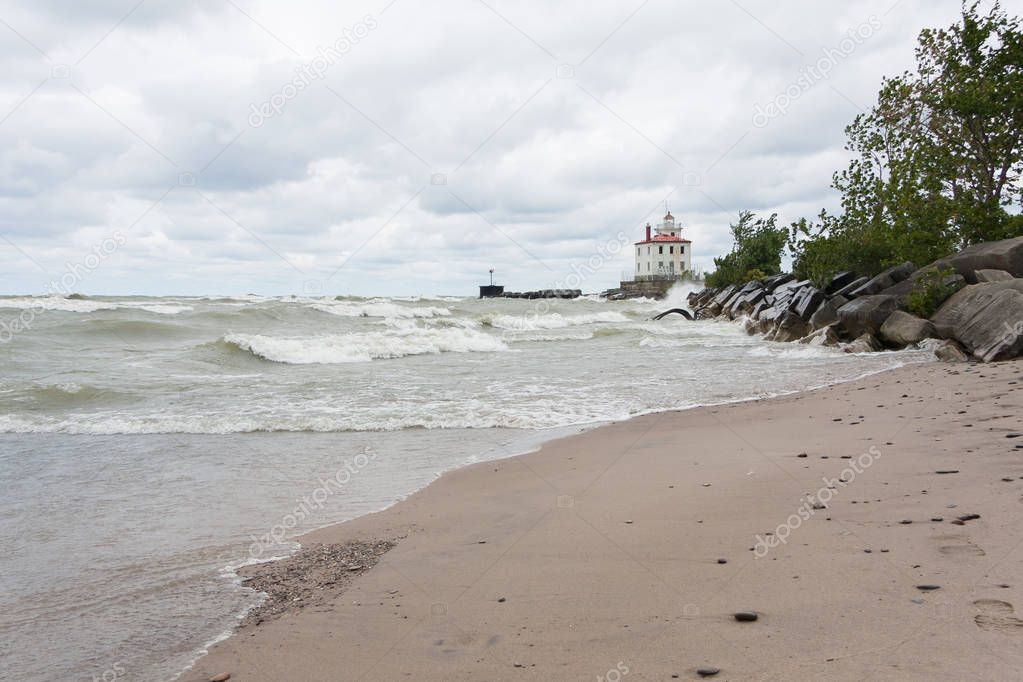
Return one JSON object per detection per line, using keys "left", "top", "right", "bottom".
{"left": 482, "top": 311, "right": 630, "bottom": 331}
{"left": 221, "top": 327, "right": 508, "bottom": 364}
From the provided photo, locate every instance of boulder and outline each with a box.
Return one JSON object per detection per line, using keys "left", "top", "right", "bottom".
{"left": 837, "top": 295, "right": 901, "bottom": 338}
{"left": 844, "top": 333, "right": 883, "bottom": 354}
{"left": 800, "top": 325, "right": 840, "bottom": 347}
{"left": 762, "top": 273, "right": 795, "bottom": 293}
{"left": 848, "top": 262, "right": 916, "bottom": 297}
{"left": 879, "top": 311, "right": 936, "bottom": 347}
{"left": 931, "top": 280, "right": 1023, "bottom": 339}
{"left": 756, "top": 305, "right": 787, "bottom": 334}
{"left": 773, "top": 311, "right": 811, "bottom": 343}
{"left": 881, "top": 270, "right": 965, "bottom": 303}
{"left": 790, "top": 287, "right": 825, "bottom": 321}
{"left": 954, "top": 288, "right": 1023, "bottom": 361}
{"left": 825, "top": 271, "right": 858, "bottom": 295}
{"left": 927, "top": 236, "right": 1023, "bottom": 283}
{"left": 834, "top": 276, "right": 869, "bottom": 299}
{"left": 975, "top": 269, "right": 1013, "bottom": 283}
{"left": 933, "top": 339, "right": 971, "bottom": 363}
{"left": 809, "top": 295, "right": 848, "bottom": 331}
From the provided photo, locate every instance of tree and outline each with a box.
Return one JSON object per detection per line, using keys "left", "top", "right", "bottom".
{"left": 706, "top": 211, "right": 788, "bottom": 288}
{"left": 790, "top": 1, "right": 1023, "bottom": 285}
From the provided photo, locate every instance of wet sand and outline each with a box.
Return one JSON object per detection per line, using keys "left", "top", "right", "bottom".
{"left": 187, "top": 360, "right": 1023, "bottom": 681}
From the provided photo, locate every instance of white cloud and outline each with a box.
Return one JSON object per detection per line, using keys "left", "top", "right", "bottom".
{"left": 0, "top": 0, "right": 970, "bottom": 295}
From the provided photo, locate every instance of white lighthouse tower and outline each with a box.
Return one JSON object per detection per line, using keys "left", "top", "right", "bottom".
{"left": 634, "top": 210, "right": 692, "bottom": 280}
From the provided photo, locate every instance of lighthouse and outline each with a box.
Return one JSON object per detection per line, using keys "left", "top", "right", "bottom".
{"left": 634, "top": 211, "right": 692, "bottom": 280}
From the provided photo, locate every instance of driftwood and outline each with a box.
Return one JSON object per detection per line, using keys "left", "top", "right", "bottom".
{"left": 653, "top": 308, "right": 694, "bottom": 321}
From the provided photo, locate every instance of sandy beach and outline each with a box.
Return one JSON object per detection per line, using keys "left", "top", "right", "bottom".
{"left": 187, "top": 359, "right": 1023, "bottom": 681}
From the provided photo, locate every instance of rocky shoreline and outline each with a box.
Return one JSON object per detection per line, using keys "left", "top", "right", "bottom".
{"left": 239, "top": 539, "right": 397, "bottom": 627}
{"left": 686, "top": 236, "right": 1023, "bottom": 362}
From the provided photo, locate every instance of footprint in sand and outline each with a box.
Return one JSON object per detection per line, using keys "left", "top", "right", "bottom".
{"left": 974, "top": 600, "right": 1023, "bottom": 632}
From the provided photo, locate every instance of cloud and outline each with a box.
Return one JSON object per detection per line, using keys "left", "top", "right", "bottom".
{"left": 0, "top": 0, "right": 968, "bottom": 296}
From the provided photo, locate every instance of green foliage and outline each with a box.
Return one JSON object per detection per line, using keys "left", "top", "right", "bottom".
{"left": 706, "top": 211, "right": 787, "bottom": 288}
{"left": 787, "top": 1, "right": 1023, "bottom": 283}
{"left": 907, "top": 266, "right": 963, "bottom": 318}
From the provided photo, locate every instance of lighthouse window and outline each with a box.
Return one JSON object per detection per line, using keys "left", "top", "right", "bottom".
{"left": 669, "top": 246, "right": 674, "bottom": 254}
{"left": 658, "top": 246, "right": 663, "bottom": 254}
{"left": 636, "top": 247, "right": 640, "bottom": 256}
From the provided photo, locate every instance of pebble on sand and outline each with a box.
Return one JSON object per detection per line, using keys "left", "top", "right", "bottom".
{"left": 697, "top": 667, "right": 721, "bottom": 677}
{"left": 209, "top": 674, "right": 231, "bottom": 682}
{"left": 916, "top": 585, "right": 941, "bottom": 591}
{"left": 733, "top": 611, "right": 759, "bottom": 622}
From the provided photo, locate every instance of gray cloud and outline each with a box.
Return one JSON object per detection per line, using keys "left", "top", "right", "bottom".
{"left": 0, "top": 0, "right": 970, "bottom": 296}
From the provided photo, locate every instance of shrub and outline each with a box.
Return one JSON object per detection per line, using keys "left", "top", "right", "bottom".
{"left": 906, "top": 266, "right": 962, "bottom": 318}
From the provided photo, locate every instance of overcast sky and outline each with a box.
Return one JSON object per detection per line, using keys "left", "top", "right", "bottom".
{"left": 0, "top": 0, "right": 992, "bottom": 296}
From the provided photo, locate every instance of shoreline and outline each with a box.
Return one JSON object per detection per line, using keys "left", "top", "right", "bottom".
{"left": 186, "top": 358, "right": 1023, "bottom": 681}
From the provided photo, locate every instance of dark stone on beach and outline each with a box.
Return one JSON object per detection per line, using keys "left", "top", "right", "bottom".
{"left": 880, "top": 311, "right": 936, "bottom": 347}
{"left": 849, "top": 262, "right": 916, "bottom": 297}
{"left": 717, "top": 558, "right": 728, "bottom": 564}
{"left": 809, "top": 296, "right": 848, "bottom": 331}
{"left": 1002, "top": 477, "right": 1015, "bottom": 482}
{"left": 951, "top": 519, "right": 966, "bottom": 525}
{"left": 834, "top": 276, "right": 870, "bottom": 299}
{"left": 209, "top": 675, "right": 231, "bottom": 682}
{"left": 498, "top": 597, "right": 506, "bottom": 602}
{"left": 837, "top": 295, "right": 901, "bottom": 338}
{"left": 935, "top": 470, "right": 960, "bottom": 475}
{"left": 931, "top": 517, "right": 944, "bottom": 522}
{"left": 733, "top": 611, "right": 759, "bottom": 622}
{"left": 844, "top": 332, "right": 883, "bottom": 354}
{"left": 797, "top": 453, "right": 808, "bottom": 458}
{"left": 773, "top": 311, "right": 812, "bottom": 342}
{"left": 927, "top": 235, "right": 1023, "bottom": 282}
{"left": 916, "top": 585, "right": 941, "bottom": 591}
{"left": 697, "top": 667, "right": 721, "bottom": 677}
{"left": 958, "top": 513, "right": 981, "bottom": 522}
{"left": 931, "top": 280, "right": 1023, "bottom": 361}
{"left": 825, "top": 271, "right": 859, "bottom": 295}
{"left": 975, "top": 269, "right": 1014, "bottom": 282}
{"left": 900, "top": 520, "right": 913, "bottom": 525}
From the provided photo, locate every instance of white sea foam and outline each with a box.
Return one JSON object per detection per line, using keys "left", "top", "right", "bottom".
{"left": 223, "top": 327, "right": 507, "bottom": 364}
{"left": 309, "top": 300, "right": 451, "bottom": 319}
{"left": 0, "top": 297, "right": 193, "bottom": 315}
{"left": 484, "top": 311, "right": 629, "bottom": 331}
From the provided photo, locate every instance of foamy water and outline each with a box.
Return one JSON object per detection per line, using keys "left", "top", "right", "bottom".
{"left": 0, "top": 287, "right": 931, "bottom": 681}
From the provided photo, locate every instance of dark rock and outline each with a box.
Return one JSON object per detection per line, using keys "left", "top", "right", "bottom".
{"left": 717, "top": 558, "right": 728, "bottom": 564}
{"left": 773, "top": 311, "right": 812, "bottom": 343}
{"left": 927, "top": 235, "right": 1023, "bottom": 283}
{"left": 697, "top": 668, "right": 721, "bottom": 677}
{"left": 916, "top": 585, "right": 941, "bottom": 591}
{"left": 849, "top": 262, "right": 916, "bottom": 297}
{"left": 879, "top": 311, "right": 936, "bottom": 347}
{"left": 809, "top": 295, "right": 848, "bottom": 331}
{"left": 975, "top": 269, "right": 1014, "bottom": 283}
{"left": 825, "top": 271, "right": 859, "bottom": 295}
{"left": 762, "top": 273, "right": 795, "bottom": 293}
{"left": 844, "top": 333, "right": 883, "bottom": 354}
{"left": 931, "top": 281, "right": 1023, "bottom": 361}
{"left": 799, "top": 325, "right": 840, "bottom": 347}
{"left": 791, "top": 287, "right": 825, "bottom": 321}
{"left": 957, "top": 513, "right": 981, "bottom": 522}
{"left": 733, "top": 611, "right": 759, "bottom": 622}
{"left": 935, "top": 470, "right": 960, "bottom": 474}
{"left": 209, "top": 674, "right": 231, "bottom": 682}
{"left": 933, "top": 339, "right": 971, "bottom": 363}
{"left": 834, "top": 276, "right": 870, "bottom": 299}
{"left": 837, "top": 295, "right": 901, "bottom": 337}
